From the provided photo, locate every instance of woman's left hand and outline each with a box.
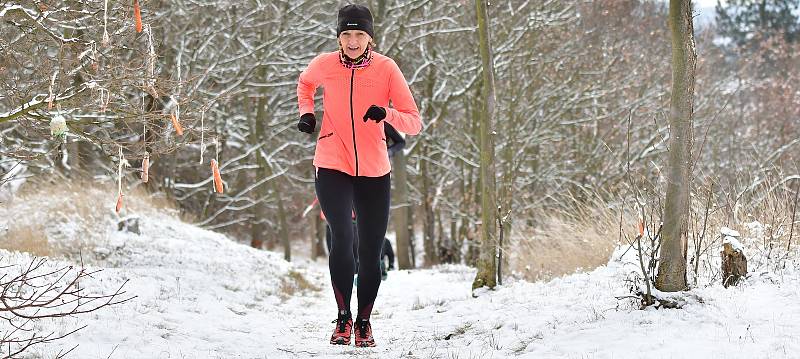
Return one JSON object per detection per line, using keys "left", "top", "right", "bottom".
{"left": 363, "top": 105, "right": 386, "bottom": 123}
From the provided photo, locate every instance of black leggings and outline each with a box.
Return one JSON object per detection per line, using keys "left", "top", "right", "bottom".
{"left": 325, "top": 224, "right": 395, "bottom": 270}
{"left": 316, "top": 168, "right": 390, "bottom": 320}
{"left": 325, "top": 222, "right": 359, "bottom": 269}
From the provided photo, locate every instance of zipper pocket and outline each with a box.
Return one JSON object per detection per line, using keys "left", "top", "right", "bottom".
{"left": 318, "top": 132, "right": 334, "bottom": 140}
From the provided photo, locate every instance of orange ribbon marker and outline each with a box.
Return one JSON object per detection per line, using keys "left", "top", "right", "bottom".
{"left": 170, "top": 113, "right": 183, "bottom": 136}
{"left": 115, "top": 193, "right": 124, "bottom": 213}
{"left": 211, "top": 159, "right": 224, "bottom": 194}
{"left": 141, "top": 153, "right": 150, "bottom": 183}
{"left": 133, "top": 0, "right": 143, "bottom": 33}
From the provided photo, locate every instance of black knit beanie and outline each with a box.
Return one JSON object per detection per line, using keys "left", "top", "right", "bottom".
{"left": 337, "top": 4, "right": 374, "bottom": 38}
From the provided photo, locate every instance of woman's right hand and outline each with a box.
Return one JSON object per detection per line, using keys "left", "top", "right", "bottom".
{"left": 298, "top": 113, "right": 317, "bottom": 133}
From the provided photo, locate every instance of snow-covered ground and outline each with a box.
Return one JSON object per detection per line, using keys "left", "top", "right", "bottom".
{"left": 2, "top": 198, "right": 800, "bottom": 358}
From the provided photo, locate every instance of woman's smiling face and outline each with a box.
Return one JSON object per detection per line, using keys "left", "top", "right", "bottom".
{"left": 339, "top": 30, "right": 371, "bottom": 59}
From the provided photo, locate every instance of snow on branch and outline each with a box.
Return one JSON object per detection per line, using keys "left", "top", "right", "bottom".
{"left": 0, "top": 82, "right": 94, "bottom": 124}
{"left": 1, "top": 4, "right": 80, "bottom": 45}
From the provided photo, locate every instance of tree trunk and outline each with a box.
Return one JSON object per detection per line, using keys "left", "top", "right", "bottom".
{"left": 64, "top": 0, "right": 86, "bottom": 177}
{"left": 312, "top": 205, "right": 326, "bottom": 259}
{"left": 472, "top": 0, "right": 498, "bottom": 291}
{"left": 408, "top": 204, "right": 417, "bottom": 268}
{"left": 421, "top": 35, "right": 439, "bottom": 267}
{"left": 499, "top": 107, "right": 516, "bottom": 282}
{"left": 393, "top": 150, "right": 413, "bottom": 269}
{"left": 655, "top": 0, "right": 696, "bottom": 292}
{"left": 464, "top": 98, "right": 479, "bottom": 268}
{"left": 373, "top": 0, "right": 388, "bottom": 25}
{"left": 721, "top": 241, "right": 747, "bottom": 288}
{"left": 422, "top": 142, "right": 437, "bottom": 267}
{"left": 259, "top": 154, "right": 290, "bottom": 260}
{"left": 274, "top": 177, "right": 291, "bottom": 262}
{"left": 445, "top": 215, "right": 459, "bottom": 263}
{"left": 250, "top": 54, "right": 270, "bottom": 250}
{"left": 436, "top": 211, "right": 445, "bottom": 263}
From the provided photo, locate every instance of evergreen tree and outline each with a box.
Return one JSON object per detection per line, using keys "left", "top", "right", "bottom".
{"left": 715, "top": 0, "right": 800, "bottom": 48}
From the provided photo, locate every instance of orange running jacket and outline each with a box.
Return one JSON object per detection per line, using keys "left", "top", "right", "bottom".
{"left": 297, "top": 51, "right": 421, "bottom": 177}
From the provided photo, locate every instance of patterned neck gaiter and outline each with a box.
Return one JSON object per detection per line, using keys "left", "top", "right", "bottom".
{"left": 340, "top": 47, "right": 372, "bottom": 70}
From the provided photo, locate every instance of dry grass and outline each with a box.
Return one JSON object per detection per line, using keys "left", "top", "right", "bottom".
{"left": 511, "top": 203, "right": 632, "bottom": 282}
{"left": 0, "top": 177, "right": 183, "bottom": 260}
{"left": 510, "top": 178, "right": 800, "bottom": 286}
{"left": 278, "top": 270, "right": 320, "bottom": 300}
{"left": 13, "top": 178, "right": 182, "bottom": 215}
{"left": 3, "top": 223, "right": 51, "bottom": 257}
{"left": 688, "top": 179, "right": 800, "bottom": 281}
{"left": 737, "top": 184, "right": 799, "bottom": 250}
{"left": 506, "top": 173, "right": 800, "bottom": 284}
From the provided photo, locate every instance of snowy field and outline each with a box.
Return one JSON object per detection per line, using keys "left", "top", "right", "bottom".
{"left": 2, "top": 193, "right": 800, "bottom": 358}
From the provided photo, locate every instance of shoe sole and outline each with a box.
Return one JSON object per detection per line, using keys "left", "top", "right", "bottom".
{"left": 330, "top": 337, "right": 351, "bottom": 345}
{"left": 355, "top": 341, "right": 376, "bottom": 347}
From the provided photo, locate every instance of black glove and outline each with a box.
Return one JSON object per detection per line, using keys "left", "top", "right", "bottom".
{"left": 363, "top": 105, "right": 386, "bottom": 123}
{"left": 297, "top": 113, "right": 316, "bottom": 133}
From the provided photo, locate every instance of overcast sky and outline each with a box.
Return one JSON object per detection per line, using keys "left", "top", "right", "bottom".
{"left": 695, "top": 0, "right": 721, "bottom": 7}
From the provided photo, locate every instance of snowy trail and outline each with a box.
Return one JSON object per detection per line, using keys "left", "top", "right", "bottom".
{"left": 13, "top": 212, "right": 800, "bottom": 359}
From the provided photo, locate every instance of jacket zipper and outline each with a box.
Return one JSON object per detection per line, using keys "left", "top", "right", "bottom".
{"left": 349, "top": 69, "right": 359, "bottom": 176}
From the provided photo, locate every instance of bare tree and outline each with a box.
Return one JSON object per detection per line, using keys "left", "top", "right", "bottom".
{"left": 656, "top": 0, "right": 697, "bottom": 292}
{"left": 4, "top": 0, "right": 796, "bottom": 276}
{"left": 472, "top": 0, "right": 498, "bottom": 291}
{"left": 0, "top": 1, "right": 200, "bottom": 176}
{"left": 1, "top": 256, "right": 132, "bottom": 357}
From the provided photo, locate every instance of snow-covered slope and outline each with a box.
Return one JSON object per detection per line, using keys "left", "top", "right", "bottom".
{"left": 7, "top": 209, "right": 314, "bottom": 358}
{"left": 3, "top": 188, "right": 799, "bottom": 358}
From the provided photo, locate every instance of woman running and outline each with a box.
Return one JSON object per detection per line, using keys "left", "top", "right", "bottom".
{"left": 296, "top": 3, "right": 421, "bottom": 348}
